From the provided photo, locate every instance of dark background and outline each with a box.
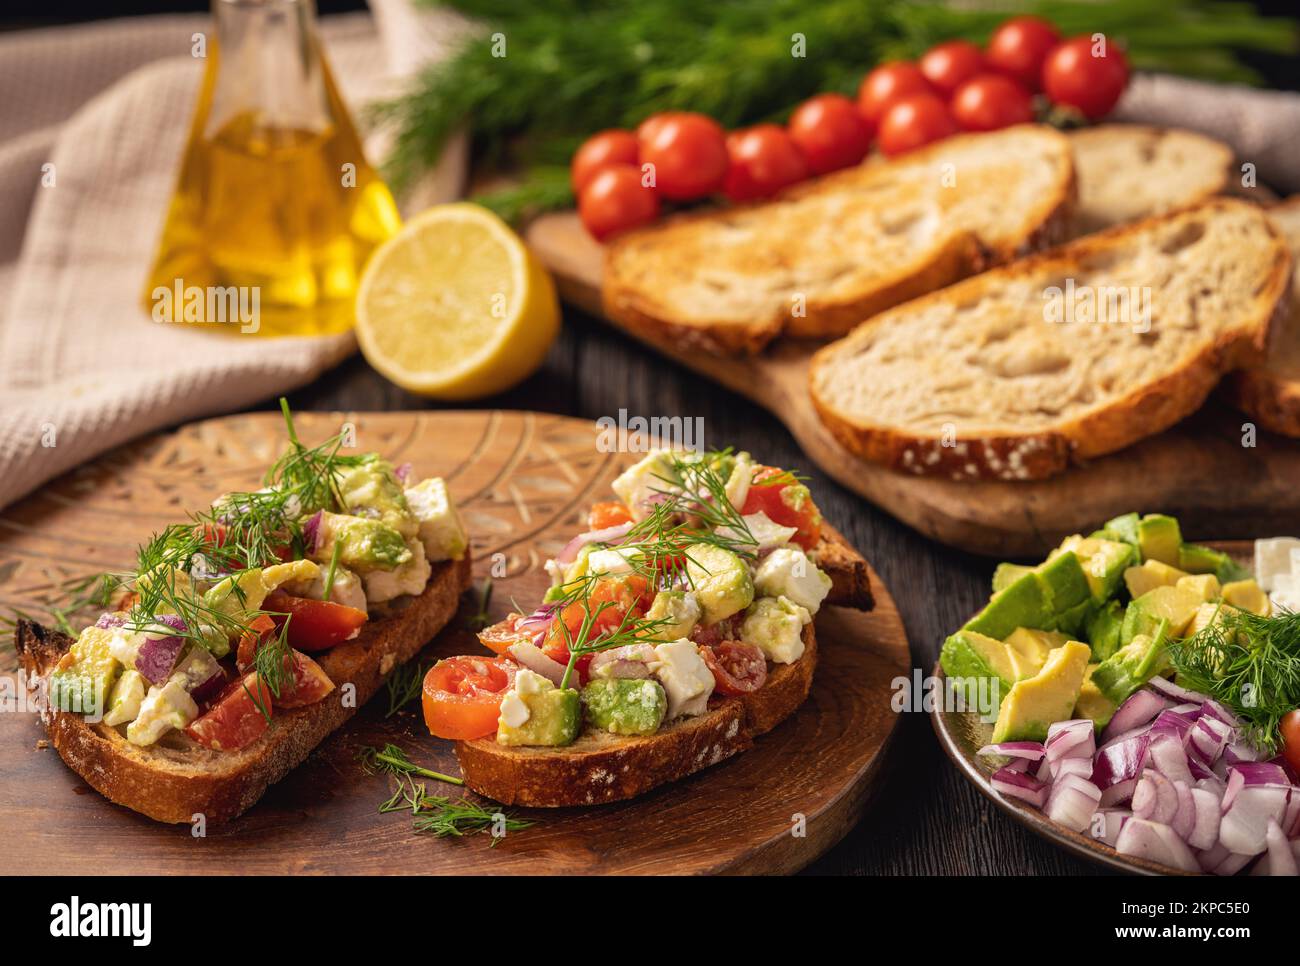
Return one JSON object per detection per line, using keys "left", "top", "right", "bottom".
{"left": 7, "top": 1, "right": 1298, "bottom": 876}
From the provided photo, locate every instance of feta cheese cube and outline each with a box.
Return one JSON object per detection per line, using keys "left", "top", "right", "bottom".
{"left": 106, "top": 627, "right": 144, "bottom": 667}
{"left": 741, "top": 596, "right": 812, "bottom": 664}
{"left": 362, "top": 539, "right": 432, "bottom": 603}
{"left": 585, "top": 547, "right": 639, "bottom": 575}
{"left": 753, "top": 547, "right": 831, "bottom": 616}
{"left": 126, "top": 678, "right": 198, "bottom": 746}
{"left": 716, "top": 510, "right": 797, "bottom": 550}
{"left": 1254, "top": 537, "right": 1300, "bottom": 592}
{"left": 284, "top": 565, "right": 368, "bottom": 616}
{"left": 611, "top": 450, "right": 677, "bottom": 520}
{"left": 1272, "top": 573, "right": 1300, "bottom": 613}
{"left": 404, "top": 478, "right": 468, "bottom": 562}
{"left": 650, "top": 640, "right": 714, "bottom": 719}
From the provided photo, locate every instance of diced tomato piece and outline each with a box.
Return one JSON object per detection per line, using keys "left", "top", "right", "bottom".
{"left": 701, "top": 641, "right": 768, "bottom": 695}
{"left": 588, "top": 501, "right": 634, "bottom": 531}
{"left": 422, "top": 656, "right": 518, "bottom": 740}
{"left": 741, "top": 464, "right": 823, "bottom": 550}
{"left": 541, "top": 574, "right": 652, "bottom": 686}
{"left": 274, "top": 650, "right": 335, "bottom": 708}
{"left": 187, "top": 674, "right": 273, "bottom": 752}
{"left": 689, "top": 614, "right": 742, "bottom": 649}
{"left": 477, "top": 614, "right": 534, "bottom": 656}
{"left": 236, "top": 614, "right": 277, "bottom": 674}
{"left": 263, "top": 590, "right": 367, "bottom": 652}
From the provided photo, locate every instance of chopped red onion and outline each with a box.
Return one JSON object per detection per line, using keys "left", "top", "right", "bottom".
{"left": 394, "top": 462, "right": 414, "bottom": 484}
{"left": 1134, "top": 770, "right": 1179, "bottom": 824}
{"left": 506, "top": 641, "right": 569, "bottom": 686}
{"left": 1096, "top": 809, "right": 1131, "bottom": 847}
{"left": 1092, "top": 732, "right": 1150, "bottom": 790}
{"left": 556, "top": 522, "right": 634, "bottom": 565}
{"left": 1046, "top": 774, "right": 1101, "bottom": 832}
{"left": 302, "top": 510, "right": 323, "bottom": 554}
{"left": 95, "top": 613, "right": 128, "bottom": 629}
{"left": 1262, "top": 819, "right": 1299, "bottom": 876}
{"left": 1230, "top": 761, "right": 1291, "bottom": 786}
{"left": 991, "top": 766, "right": 1048, "bottom": 808}
{"left": 1187, "top": 787, "right": 1222, "bottom": 851}
{"left": 1219, "top": 784, "right": 1290, "bottom": 855}
{"left": 1102, "top": 690, "right": 1169, "bottom": 743}
{"left": 1116, "top": 818, "right": 1199, "bottom": 873}
{"left": 1100, "top": 778, "right": 1138, "bottom": 808}
{"left": 1148, "top": 733, "right": 1194, "bottom": 785}
{"left": 1046, "top": 719, "right": 1095, "bottom": 763}
{"left": 977, "top": 741, "right": 1046, "bottom": 762}
{"left": 134, "top": 624, "right": 187, "bottom": 686}
{"left": 1147, "top": 676, "right": 1208, "bottom": 705}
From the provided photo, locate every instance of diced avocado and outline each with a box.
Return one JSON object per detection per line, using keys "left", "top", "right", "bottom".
{"left": 312, "top": 511, "right": 411, "bottom": 573}
{"left": 336, "top": 456, "right": 417, "bottom": 539}
{"left": 582, "top": 678, "right": 667, "bottom": 736}
{"left": 1004, "top": 627, "right": 1068, "bottom": 678}
{"left": 203, "top": 558, "right": 318, "bottom": 627}
{"left": 1074, "top": 664, "right": 1118, "bottom": 731}
{"left": 1188, "top": 600, "right": 1238, "bottom": 638}
{"left": 991, "top": 641, "right": 1091, "bottom": 743}
{"left": 102, "top": 668, "right": 147, "bottom": 727}
{"left": 686, "top": 542, "right": 754, "bottom": 624}
{"left": 496, "top": 671, "right": 581, "bottom": 747}
{"left": 1176, "top": 573, "right": 1221, "bottom": 603}
{"left": 644, "top": 590, "right": 702, "bottom": 641}
{"left": 1036, "top": 551, "right": 1090, "bottom": 613}
{"left": 1178, "top": 543, "right": 1249, "bottom": 582}
{"left": 941, "top": 630, "right": 1022, "bottom": 706}
{"left": 964, "top": 572, "right": 1055, "bottom": 640}
{"left": 1057, "top": 534, "right": 1136, "bottom": 601}
{"left": 1102, "top": 512, "right": 1142, "bottom": 555}
{"left": 1222, "top": 579, "right": 1270, "bottom": 616}
{"left": 992, "top": 563, "right": 1033, "bottom": 594}
{"left": 48, "top": 627, "right": 121, "bottom": 717}
{"left": 1137, "top": 514, "right": 1182, "bottom": 566}
{"left": 1054, "top": 600, "right": 1092, "bottom": 637}
{"left": 1085, "top": 599, "right": 1125, "bottom": 661}
{"left": 1121, "top": 585, "right": 1202, "bottom": 644}
{"left": 1123, "top": 559, "right": 1190, "bottom": 599}
{"left": 1090, "top": 623, "right": 1170, "bottom": 706}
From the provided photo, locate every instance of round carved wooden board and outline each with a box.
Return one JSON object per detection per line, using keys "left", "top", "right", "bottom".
{"left": 0, "top": 411, "right": 909, "bottom": 875}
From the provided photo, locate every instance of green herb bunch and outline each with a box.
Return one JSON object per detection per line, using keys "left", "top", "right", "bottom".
{"left": 377, "top": 0, "right": 1296, "bottom": 220}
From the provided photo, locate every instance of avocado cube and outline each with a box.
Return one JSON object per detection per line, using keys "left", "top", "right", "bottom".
{"left": 686, "top": 542, "right": 754, "bottom": 625}
{"left": 1085, "top": 599, "right": 1125, "bottom": 661}
{"left": 991, "top": 641, "right": 1091, "bottom": 743}
{"left": 964, "top": 572, "right": 1055, "bottom": 640}
{"left": 1121, "top": 585, "right": 1202, "bottom": 645}
{"left": 1179, "top": 543, "right": 1234, "bottom": 578}
{"left": 1074, "top": 664, "right": 1118, "bottom": 732}
{"left": 1176, "top": 573, "right": 1221, "bottom": 603}
{"left": 1053, "top": 600, "right": 1093, "bottom": 638}
{"left": 1090, "top": 625, "right": 1170, "bottom": 706}
{"left": 1123, "top": 559, "right": 1189, "bottom": 599}
{"left": 992, "top": 563, "right": 1034, "bottom": 595}
{"left": 497, "top": 687, "right": 581, "bottom": 747}
{"left": 48, "top": 627, "right": 121, "bottom": 717}
{"left": 1188, "top": 600, "right": 1237, "bottom": 638}
{"left": 582, "top": 678, "right": 667, "bottom": 736}
{"left": 1103, "top": 512, "right": 1142, "bottom": 555}
{"left": 1036, "top": 551, "right": 1090, "bottom": 613}
{"left": 1222, "top": 579, "right": 1270, "bottom": 616}
{"left": 1003, "top": 627, "right": 1068, "bottom": 678}
{"left": 644, "top": 590, "right": 701, "bottom": 641}
{"left": 941, "top": 630, "right": 1022, "bottom": 708}
{"left": 1137, "top": 514, "right": 1182, "bottom": 567}
{"left": 1056, "top": 535, "right": 1134, "bottom": 601}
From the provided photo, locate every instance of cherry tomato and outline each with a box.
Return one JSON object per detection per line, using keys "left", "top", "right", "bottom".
{"left": 951, "top": 74, "right": 1034, "bottom": 132}
{"left": 857, "top": 61, "right": 933, "bottom": 123}
{"left": 588, "top": 500, "right": 634, "bottom": 531}
{"left": 570, "top": 129, "right": 640, "bottom": 194}
{"left": 263, "top": 590, "right": 367, "bottom": 652}
{"left": 421, "top": 656, "right": 518, "bottom": 740}
{"left": 236, "top": 613, "right": 277, "bottom": 674}
{"left": 701, "top": 641, "right": 768, "bottom": 696}
{"left": 919, "top": 40, "right": 986, "bottom": 98}
{"left": 690, "top": 614, "right": 742, "bottom": 649}
{"left": 578, "top": 164, "right": 660, "bottom": 242}
{"left": 877, "top": 93, "right": 958, "bottom": 157}
{"left": 740, "top": 465, "right": 824, "bottom": 551}
{"left": 788, "top": 94, "right": 873, "bottom": 176}
{"left": 542, "top": 575, "right": 653, "bottom": 684}
{"left": 1280, "top": 709, "right": 1300, "bottom": 774}
{"left": 635, "top": 112, "right": 676, "bottom": 147}
{"left": 1043, "top": 34, "right": 1129, "bottom": 119}
{"left": 477, "top": 613, "right": 532, "bottom": 656}
{"left": 985, "top": 15, "right": 1061, "bottom": 92}
{"left": 638, "top": 111, "right": 729, "bottom": 201}
{"left": 722, "top": 124, "right": 809, "bottom": 202}
{"left": 273, "top": 650, "right": 334, "bottom": 708}
{"left": 187, "top": 673, "right": 273, "bottom": 752}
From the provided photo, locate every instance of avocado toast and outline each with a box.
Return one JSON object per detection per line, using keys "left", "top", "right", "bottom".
{"left": 422, "top": 449, "right": 873, "bottom": 807}
{"left": 14, "top": 405, "right": 472, "bottom": 824}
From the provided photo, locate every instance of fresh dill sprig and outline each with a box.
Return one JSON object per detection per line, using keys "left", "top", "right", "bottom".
{"left": 385, "top": 661, "right": 430, "bottom": 718}
{"left": 1169, "top": 607, "right": 1300, "bottom": 755}
{"left": 322, "top": 540, "right": 342, "bottom": 602}
{"left": 359, "top": 742, "right": 465, "bottom": 785}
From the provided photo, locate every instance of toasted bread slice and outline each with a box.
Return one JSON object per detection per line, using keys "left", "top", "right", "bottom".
{"left": 1225, "top": 197, "right": 1300, "bottom": 437}
{"left": 809, "top": 198, "right": 1291, "bottom": 481}
{"left": 602, "top": 126, "right": 1075, "bottom": 351}
{"left": 454, "top": 622, "right": 816, "bottom": 806}
{"left": 1069, "top": 125, "right": 1233, "bottom": 236}
{"left": 815, "top": 523, "right": 873, "bottom": 611}
{"left": 16, "top": 555, "right": 471, "bottom": 824}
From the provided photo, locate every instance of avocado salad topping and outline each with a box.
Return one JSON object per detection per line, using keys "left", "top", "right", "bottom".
{"left": 420, "top": 449, "right": 831, "bottom": 748}
{"left": 945, "top": 511, "right": 1300, "bottom": 875}
{"left": 45, "top": 401, "right": 467, "bottom": 753}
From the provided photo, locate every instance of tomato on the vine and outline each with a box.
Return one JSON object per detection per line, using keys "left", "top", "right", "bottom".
{"left": 638, "top": 111, "right": 729, "bottom": 201}
{"left": 787, "top": 94, "right": 873, "bottom": 175}
{"left": 1042, "top": 35, "right": 1129, "bottom": 119}
{"left": 951, "top": 74, "right": 1034, "bottom": 132}
{"left": 723, "top": 124, "right": 809, "bottom": 202}
{"left": 918, "top": 40, "right": 985, "bottom": 98}
{"left": 578, "top": 164, "right": 659, "bottom": 242}
{"left": 571, "top": 129, "right": 639, "bottom": 194}
{"left": 877, "top": 93, "right": 957, "bottom": 157}
{"left": 857, "top": 61, "right": 932, "bottom": 123}
{"left": 985, "top": 16, "right": 1061, "bottom": 92}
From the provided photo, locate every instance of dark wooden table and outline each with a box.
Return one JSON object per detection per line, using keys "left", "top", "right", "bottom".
{"left": 280, "top": 306, "right": 1108, "bottom": 876}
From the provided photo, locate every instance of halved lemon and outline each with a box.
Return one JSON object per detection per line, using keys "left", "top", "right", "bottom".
{"left": 355, "top": 203, "right": 560, "bottom": 399}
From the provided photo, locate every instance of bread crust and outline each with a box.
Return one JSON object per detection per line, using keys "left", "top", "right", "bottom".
{"left": 16, "top": 554, "right": 472, "bottom": 824}
{"left": 815, "top": 523, "right": 874, "bottom": 610}
{"left": 810, "top": 199, "right": 1293, "bottom": 481}
{"left": 454, "top": 623, "right": 817, "bottom": 807}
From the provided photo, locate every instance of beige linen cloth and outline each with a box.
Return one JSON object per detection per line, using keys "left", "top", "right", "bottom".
{"left": 0, "top": 8, "right": 1297, "bottom": 511}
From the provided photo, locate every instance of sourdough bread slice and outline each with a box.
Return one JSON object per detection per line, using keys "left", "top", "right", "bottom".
{"left": 1225, "top": 197, "right": 1300, "bottom": 436}
{"left": 16, "top": 554, "right": 471, "bottom": 824}
{"left": 1069, "top": 125, "right": 1234, "bottom": 236}
{"left": 809, "top": 198, "right": 1291, "bottom": 481}
{"left": 454, "top": 623, "right": 816, "bottom": 806}
{"left": 602, "top": 125, "right": 1075, "bottom": 351}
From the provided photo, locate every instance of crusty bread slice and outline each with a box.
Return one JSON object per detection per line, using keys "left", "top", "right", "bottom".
{"left": 1069, "top": 125, "right": 1234, "bottom": 236}
{"left": 455, "top": 623, "right": 816, "bottom": 807}
{"left": 16, "top": 554, "right": 471, "bottom": 824}
{"left": 1225, "top": 197, "right": 1300, "bottom": 436}
{"left": 815, "top": 522, "right": 873, "bottom": 611}
{"left": 809, "top": 198, "right": 1291, "bottom": 481}
{"left": 602, "top": 125, "right": 1075, "bottom": 351}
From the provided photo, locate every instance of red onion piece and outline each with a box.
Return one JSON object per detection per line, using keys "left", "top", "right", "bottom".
{"left": 394, "top": 462, "right": 414, "bottom": 484}
{"left": 1046, "top": 774, "right": 1101, "bottom": 832}
{"left": 1116, "top": 818, "right": 1200, "bottom": 873}
{"left": 1134, "top": 770, "right": 1179, "bottom": 824}
{"left": 1230, "top": 761, "right": 1291, "bottom": 786}
{"left": 1148, "top": 733, "right": 1194, "bottom": 785}
{"left": 555, "top": 522, "right": 634, "bottom": 565}
{"left": 991, "top": 766, "right": 1048, "bottom": 808}
{"left": 1102, "top": 690, "right": 1169, "bottom": 743}
{"left": 1187, "top": 787, "right": 1222, "bottom": 851}
{"left": 506, "top": 641, "right": 569, "bottom": 687}
{"left": 1100, "top": 778, "right": 1138, "bottom": 808}
{"left": 1046, "top": 719, "right": 1095, "bottom": 763}
{"left": 302, "top": 510, "right": 323, "bottom": 554}
{"left": 1219, "top": 784, "right": 1290, "bottom": 855}
{"left": 95, "top": 613, "right": 128, "bottom": 629}
{"left": 1147, "top": 675, "right": 1208, "bottom": 705}
{"left": 134, "top": 623, "right": 188, "bottom": 686}
{"left": 977, "top": 741, "right": 1046, "bottom": 762}
{"left": 1264, "top": 819, "right": 1299, "bottom": 876}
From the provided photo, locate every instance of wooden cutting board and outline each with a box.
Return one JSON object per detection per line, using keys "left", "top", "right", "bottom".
{"left": 527, "top": 212, "right": 1300, "bottom": 557}
{"left": 0, "top": 410, "right": 908, "bottom": 876}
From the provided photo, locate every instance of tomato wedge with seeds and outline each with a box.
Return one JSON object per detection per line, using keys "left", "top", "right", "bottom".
{"left": 588, "top": 500, "right": 634, "bottom": 531}
{"left": 477, "top": 613, "right": 534, "bottom": 656}
{"left": 187, "top": 673, "right": 273, "bottom": 752}
{"left": 701, "top": 641, "right": 768, "bottom": 695}
{"left": 263, "top": 590, "right": 367, "bottom": 652}
{"left": 422, "top": 656, "right": 518, "bottom": 740}
{"left": 236, "top": 614, "right": 277, "bottom": 674}
{"left": 273, "top": 650, "right": 335, "bottom": 708}
{"left": 740, "top": 465, "right": 823, "bottom": 550}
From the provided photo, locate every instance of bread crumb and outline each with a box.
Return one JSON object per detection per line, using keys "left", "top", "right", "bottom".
{"left": 35, "top": 739, "right": 48, "bottom": 750}
{"left": 379, "top": 653, "right": 396, "bottom": 675}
